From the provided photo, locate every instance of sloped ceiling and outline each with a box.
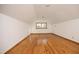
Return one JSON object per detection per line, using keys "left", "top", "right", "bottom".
{"left": 35, "top": 4, "right": 79, "bottom": 24}
{"left": 0, "top": 4, "right": 36, "bottom": 24}
{"left": 0, "top": 4, "right": 79, "bottom": 24}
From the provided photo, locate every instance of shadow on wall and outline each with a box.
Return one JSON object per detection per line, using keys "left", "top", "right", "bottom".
{"left": 0, "top": 13, "right": 30, "bottom": 53}
{"left": 52, "top": 18, "right": 79, "bottom": 43}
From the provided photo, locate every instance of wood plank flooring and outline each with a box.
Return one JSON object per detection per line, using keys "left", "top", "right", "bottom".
{"left": 5, "top": 33, "right": 79, "bottom": 54}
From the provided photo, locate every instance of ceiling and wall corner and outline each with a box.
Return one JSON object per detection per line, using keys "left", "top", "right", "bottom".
{"left": 0, "top": 4, "right": 79, "bottom": 53}
{"left": 0, "top": 4, "right": 79, "bottom": 24}
{"left": 0, "top": 4, "right": 36, "bottom": 24}
{"left": 52, "top": 18, "right": 79, "bottom": 43}
{"left": 0, "top": 13, "right": 30, "bottom": 53}
{"left": 34, "top": 4, "right": 79, "bottom": 24}
{"left": 31, "top": 19, "right": 53, "bottom": 33}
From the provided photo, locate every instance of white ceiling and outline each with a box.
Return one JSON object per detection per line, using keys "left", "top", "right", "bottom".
{"left": 0, "top": 4, "right": 79, "bottom": 24}
{"left": 35, "top": 4, "right": 79, "bottom": 24}
{"left": 0, "top": 4, "right": 36, "bottom": 23}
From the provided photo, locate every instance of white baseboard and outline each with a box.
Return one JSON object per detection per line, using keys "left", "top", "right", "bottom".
{"left": 1, "top": 33, "right": 30, "bottom": 54}
{"left": 52, "top": 32, "right": 79, "bottom": 43}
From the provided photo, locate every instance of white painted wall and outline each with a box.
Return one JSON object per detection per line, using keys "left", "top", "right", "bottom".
{"left": 0, "top": 13, "right": 30, "bottom": 53}
{"left": 52, "top": 19, "right": 79, "bottom": 43}
{"left": 31, "top": 19, "right": 52, "bottom": 33}
{"left": 0, "top": 15, "right": 3, "bottom": 53}
{"left": 0, "top": 5, "right": 36, "bottom": 23}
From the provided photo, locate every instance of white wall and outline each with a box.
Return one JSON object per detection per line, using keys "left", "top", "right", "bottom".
{"left": 0, "top": 13, "right": 30, "bottom": 53}
{"left": 31, "top": 20, "right": 52, "bottom": 33}
{"left": 52, "top": 19, "right": 79, "bottom": 43}
{"left": 0, "top": 5, "right": 36, "bottom": 23}
{"left": 0, "top": 16, "right": 3, "bottom": 53}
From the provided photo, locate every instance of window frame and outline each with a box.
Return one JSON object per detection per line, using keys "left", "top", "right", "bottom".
{"left": 36, "top": 22, "right": 47, "bottom": 29}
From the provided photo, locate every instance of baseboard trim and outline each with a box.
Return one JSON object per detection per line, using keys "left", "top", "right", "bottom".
{"left": 30, "top": 33, "right": 52, "bottom": 35}
{"left": 5, "top": 33, "right": 79, "bottom": 54}
{"left": 51, "top": 33, "right": 79, "bottom": 45}
{"left": 5, "top": 34, "right": 30, "bottom": 54}
{"left": 5, "top": 33, "right": 52, "bottom": 54}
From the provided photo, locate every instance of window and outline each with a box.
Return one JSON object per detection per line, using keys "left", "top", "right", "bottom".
{"left": 36, "top": 22, "right": 47, "bottom": 29}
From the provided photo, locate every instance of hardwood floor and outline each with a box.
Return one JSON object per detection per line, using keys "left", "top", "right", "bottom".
{"left": 5, "top": 33, "right": 79, "bottom": 54}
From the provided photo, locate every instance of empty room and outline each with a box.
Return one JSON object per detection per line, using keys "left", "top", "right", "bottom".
{"left": 0, "top": 4, "right": 79, "bottom": 54}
